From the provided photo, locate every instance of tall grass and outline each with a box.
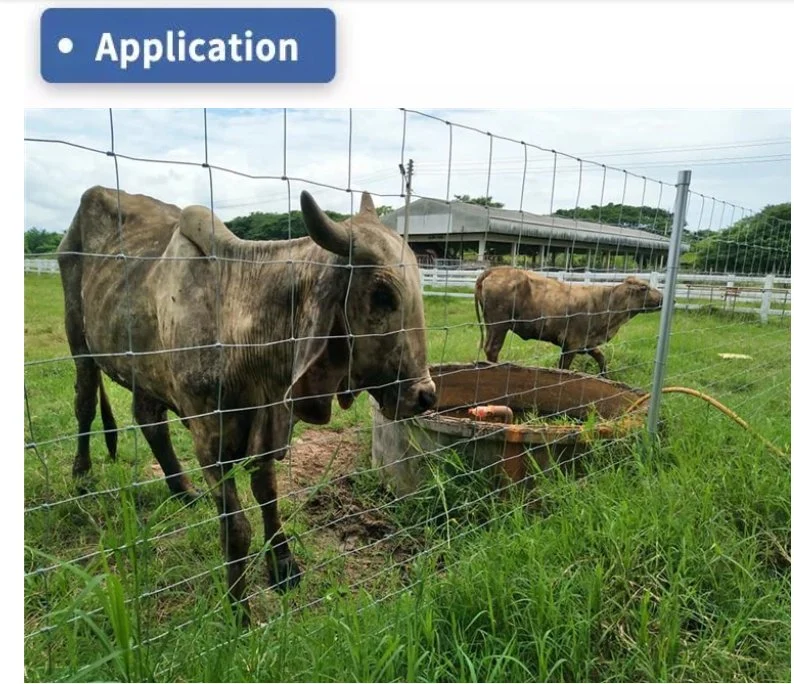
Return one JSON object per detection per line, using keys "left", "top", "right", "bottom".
{"left": 24, "top": 273, "right": 790, "bottom": 682}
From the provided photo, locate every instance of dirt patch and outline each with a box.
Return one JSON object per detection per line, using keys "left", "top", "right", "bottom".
{"left": 279, "top": 428, "right": 364, "bottom": 493}
{"left": 278, "top": 429, "right": 420, "bottom": 589}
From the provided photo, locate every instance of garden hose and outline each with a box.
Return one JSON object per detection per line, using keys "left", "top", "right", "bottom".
{"left": 625, "top": 386, "right": 788, "bottom": 459}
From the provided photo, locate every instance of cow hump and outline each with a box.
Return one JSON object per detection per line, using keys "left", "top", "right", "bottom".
{"left": 179, "top": 205, "right": 240, "bottom": 256}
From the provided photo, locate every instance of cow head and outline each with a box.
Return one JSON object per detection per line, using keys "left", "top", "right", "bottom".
{"left": 288, "top": 190, "right": 436, "bottom": 424}
{"left": 613, "top": 276, "right": 664, "bottom": 314}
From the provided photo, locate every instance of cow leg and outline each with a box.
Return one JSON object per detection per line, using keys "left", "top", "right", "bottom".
{"left": 248, "top": 409, "right": 302, "bottom": 593}
{"left": 132, "top": 393, "right": 201, "bottom": 504}
{"left": 249, "top": 458, "right": 302, "bottom": 593}
{"left": 71, "top": 358, "right": 99, "bottom": 482}
{"left": 484, "top": 324, "right": 508, "bottom": 364}
{"left": 190, "top": 417, "right": 253, "bottom": 625}
{"left": 588, "top": 347, "right": 609, "bottom": 377}
{"left": 62, "top": 285, "right": 100, "bottom": 484}
{"left": 558, "top": 348, "right": 577, "bottom": 371}
{"left": 213, "top": 470, "right": 252, "bottom": 625}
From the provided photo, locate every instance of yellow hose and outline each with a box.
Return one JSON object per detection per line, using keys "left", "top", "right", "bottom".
{"left": 626, "top": 386, "right": 788, "bottom": 459}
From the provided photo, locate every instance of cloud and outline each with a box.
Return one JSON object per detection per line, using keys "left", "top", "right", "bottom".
{"left": 24, "top": 108, "right": 790, "bottom": 233}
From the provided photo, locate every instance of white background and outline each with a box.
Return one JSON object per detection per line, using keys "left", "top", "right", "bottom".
{"left": 10, "top": 0, "right": 794, "bottom": 106}
{"left": 6, "top": 1, "right": 794, "bottom": 678}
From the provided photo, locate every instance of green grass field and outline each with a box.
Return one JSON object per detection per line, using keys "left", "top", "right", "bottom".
{"left": 24, "top": 272, "right": 791, "bottom": 682}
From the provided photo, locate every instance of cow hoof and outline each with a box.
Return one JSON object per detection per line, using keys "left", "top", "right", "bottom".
{"left": 268, "top": 556, "right": 302, "bottom": 594}
{"left": 240, "top": 612, "right": 251, "bottom": 630}
{"left": 72, "top": 475, "right": 96, "bottom": 497}
{"left": 234, "top": 603, "right": 252, "bottom": 630}
{"left": 227, "top": 599, "right": 252, "bottom": 630}
{"left": 172, "top": 488, "right": 203, "bottom": 506}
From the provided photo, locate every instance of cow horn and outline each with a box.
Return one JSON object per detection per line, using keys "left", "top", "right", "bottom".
{"left": 359, "top": 192, "right": 377, "bottom": 217}
{"left": 300, "top": 190, "right": 354, "bottom": 258}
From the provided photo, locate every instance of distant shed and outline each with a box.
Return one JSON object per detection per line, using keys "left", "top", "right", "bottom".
{"left": 381, "top": 198, "right": 686, "bottom": 269}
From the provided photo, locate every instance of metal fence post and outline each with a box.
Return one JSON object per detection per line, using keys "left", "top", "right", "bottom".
{"left": 648, "top": 169, "right": 692, "bottom": 437}
{"left": 760, "top": 273, "right": 773, "bottom": 324}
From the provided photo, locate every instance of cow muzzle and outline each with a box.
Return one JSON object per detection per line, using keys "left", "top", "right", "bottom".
{"left": 375, "top": 377, "right": 437, "bottom": 420}
{"left": 639, "top": 292, "right": 663, "bottom": 312}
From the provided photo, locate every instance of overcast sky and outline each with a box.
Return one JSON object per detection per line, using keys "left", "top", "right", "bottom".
{"left": 24, "top": 108, "right": 791, "bottom": 234}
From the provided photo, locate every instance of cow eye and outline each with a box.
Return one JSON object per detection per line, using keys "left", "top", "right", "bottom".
{"left": 371, "top": 282, "right": 399, "bottom": 312}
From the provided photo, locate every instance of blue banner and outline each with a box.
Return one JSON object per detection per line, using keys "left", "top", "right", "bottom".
{"left": 40, "top": 8, "right": 336, "bottom": 83}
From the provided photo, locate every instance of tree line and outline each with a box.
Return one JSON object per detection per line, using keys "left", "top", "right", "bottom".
{"left": 24, "top": 228, "right": 64, "bottom": 255}
{"left": 685, "top": 203, "right": 791, "bottom": 274}
{"left": 554, "top": 203, "right": 675, "bottom": 237}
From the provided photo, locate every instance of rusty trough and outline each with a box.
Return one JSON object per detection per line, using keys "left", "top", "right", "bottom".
{"left": 371, "top": 362, "right": 649, "bottom": 496}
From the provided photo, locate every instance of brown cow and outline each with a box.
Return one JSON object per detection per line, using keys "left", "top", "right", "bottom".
{"left": 474, "top": 266, "right": 663, "bottom": 375}
{"left": 57, "top": 186, "right": 436, "bottom": 624}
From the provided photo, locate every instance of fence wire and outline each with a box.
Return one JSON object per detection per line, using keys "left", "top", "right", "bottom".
{"left": 23, "top": 108, "right": 791, "bottom": 680}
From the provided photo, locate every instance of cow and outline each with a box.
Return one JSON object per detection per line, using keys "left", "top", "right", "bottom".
{"left": 57, "top": 186, "right": 437, "bottom": 624}
{"left": 474, "top": 266, "right": 663, "bottom": 376}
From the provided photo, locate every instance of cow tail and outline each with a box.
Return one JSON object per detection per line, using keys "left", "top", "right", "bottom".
{"left": 474, "top": 274, "right": 485, "bottom": 353}
{"left": 98, "top": 374, "right": 118, "bottom": 460}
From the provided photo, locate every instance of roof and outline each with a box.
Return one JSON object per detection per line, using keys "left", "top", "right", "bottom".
{"left": 381, "top": 198, "right": 686, "bottom": 252}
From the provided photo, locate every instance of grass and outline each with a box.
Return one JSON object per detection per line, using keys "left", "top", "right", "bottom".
{"left": 24, "top": 272, "right": 791, "bottom": 682}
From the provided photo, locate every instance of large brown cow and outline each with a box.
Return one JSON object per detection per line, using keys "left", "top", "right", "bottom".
{"left": 57, "top": 186, "right": 436, "bottom": 623}
{"left": 474, "top": 266, "right": 663, "bottom": 375}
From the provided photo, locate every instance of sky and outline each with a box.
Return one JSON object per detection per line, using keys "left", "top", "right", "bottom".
{"left": 24, "top": 108, "right": 791, "bottom": 234}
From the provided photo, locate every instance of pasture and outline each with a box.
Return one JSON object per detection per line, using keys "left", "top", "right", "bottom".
{"left": 24, "top": 271, "right": 791, "bottom": 682}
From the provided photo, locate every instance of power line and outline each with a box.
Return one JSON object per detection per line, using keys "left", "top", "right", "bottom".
{"left": 409, "top": 154, "right": 790, "bottom": 177}
{"left": 618, "top": 155, "right": 791, "bottom": 170}
{"left": 214, "top": 142, "right": 793, "bottom": 212}
{"left": 207, "top": 152, "right": 790, "bottom": 214}
{"left": 575, "top": 139, "right": 790, "bottom": 159}
{"left": 408, "top": 138, "right": 791, "bottom": 169}
{"left": 413, "top": 152, "right": 790, "bottom": 172}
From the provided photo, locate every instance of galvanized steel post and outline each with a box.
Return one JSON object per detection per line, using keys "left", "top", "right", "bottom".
{"left": 648, "top": 169, "right": 692, "bottom": 436}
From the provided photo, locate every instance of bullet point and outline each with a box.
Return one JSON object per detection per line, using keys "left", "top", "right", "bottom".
{"left": 57, "top": 37, "right": 73, "bottom": 54}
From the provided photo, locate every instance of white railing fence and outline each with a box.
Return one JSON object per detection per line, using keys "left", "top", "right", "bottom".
{"left": 25, "top": 258, "right": 791, "bottom": 321}
{"left": 419, "top": 266, "right": 791, "bottom": 319}
{"left": 24, "top": 258, "right": 59, "bottom": 274}
{"left": 25, "top": 257, "right": 791, "bottom": 319}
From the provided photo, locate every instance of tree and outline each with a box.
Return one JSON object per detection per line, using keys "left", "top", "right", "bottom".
{"left": 227, "top": 204, "right": 398, "bottom": 242}
{"left": 453, "top": 195, "right": 504, "bottom": 208}
{"left": 226, "top": 208, "right": 350, "bottom": 242}
{"left": 688, "top": 203, "right": 791, "bottom": 274}
{"left": 554, "top": 203, "right": 675, "bottom": 237}
{"left": 25, "top": 227, "right": 63, "bottom": 254}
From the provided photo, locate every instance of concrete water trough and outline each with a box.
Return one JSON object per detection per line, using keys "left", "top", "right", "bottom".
{"left": 371, "top": 362, "right": 649, "bottom": 496}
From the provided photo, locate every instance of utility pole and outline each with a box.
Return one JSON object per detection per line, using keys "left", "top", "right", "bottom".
{"left": 399, "top": 158, "right": 414, "bottom": 241}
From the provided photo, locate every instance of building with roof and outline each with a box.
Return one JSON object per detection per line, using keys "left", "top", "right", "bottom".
{"left": 381, "top": 198, "right": 686, "bottom": 270}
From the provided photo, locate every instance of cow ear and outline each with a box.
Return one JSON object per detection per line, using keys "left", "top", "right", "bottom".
{"left": 284, "top": 310, "right": 352, "bottom": 425}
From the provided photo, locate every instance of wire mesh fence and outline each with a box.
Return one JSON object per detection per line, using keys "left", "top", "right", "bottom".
{"left": 23, "top": 108, "right": 791, "bottom": 681}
